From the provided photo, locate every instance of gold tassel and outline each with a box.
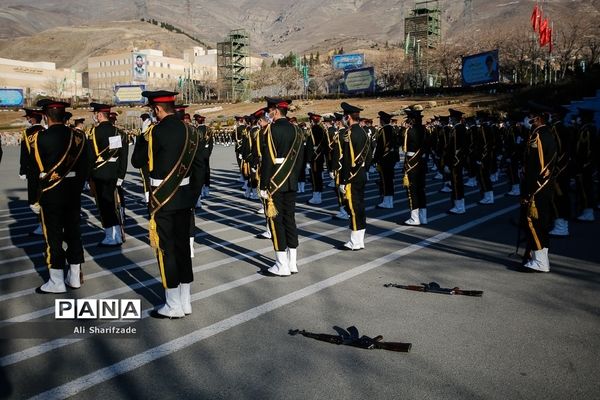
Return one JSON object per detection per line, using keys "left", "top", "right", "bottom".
{"left": 528, "top": 200, "right": 538, "bottom": 220}
{"left": 403, "top": 174, "right": 409, "bottom": 187}
{"left": 265, "top": 196, "right": 278, "bottom": 219}
{"left": 149, "top": 215, "right": 159, "bottom": 248}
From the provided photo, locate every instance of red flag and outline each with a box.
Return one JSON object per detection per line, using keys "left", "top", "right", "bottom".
{"left": 547, "top": 27, "right": 553, "bottom": 53}
{"left": 531, "top": 4, "right": 540, "bottom": 31}
{"left": 539, "top": 18, "right": 549, "bottom": 46}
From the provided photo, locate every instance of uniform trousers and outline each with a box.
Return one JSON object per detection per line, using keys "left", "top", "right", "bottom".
{"left": 450, "top": 164, "right": 465, "bottom": 200}
{"left": 93, "top": 178, "right": 119, "bottom": 228}
{"left": 345, "top": 179, "right": 366, "bottom": 231}
{"left": 155, "top": 207, "right": 194, "bottom": 289}
{"left": 310, "top": 156, "right": 324, "bottom": 192}
{"left": 268, "top": 190, "right": 298, "bottom": 251}
{"left": 40, "top": 188, "right": 84, "bottom": 269}
{"left": 377, "top": 161, "right": 395, "bottom": 196}
{"left": 405, "top": 160, "right": 427, "bottom": 210}
{"left": 524, "top": 189, "right": 552, "bottom": 251}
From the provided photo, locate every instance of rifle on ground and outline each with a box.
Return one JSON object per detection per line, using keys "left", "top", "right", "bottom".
{"left": 384, "top": 282, "right": 483, "bottom": 297}
{"left": 289, "top": 326, "right": 411, "bottom": 353}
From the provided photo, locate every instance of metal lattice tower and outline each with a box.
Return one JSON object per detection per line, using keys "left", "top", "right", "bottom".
{"left": 404, "top": 0, "right": 441, "bottom": 51}
{"left": 217, "top": 29, "right": 250, "bottom": 101}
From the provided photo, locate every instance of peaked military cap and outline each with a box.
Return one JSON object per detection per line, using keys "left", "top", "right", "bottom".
{"left": 174, "top": 104, "right": 189, "bottom": 112}
{"left": 266, "top": 97, "right": 292, "bottom": 110}
{"left": 340, "top": 102, "right": 363, "bottom": 115}
{"left": 22, "top": 108, "right": 43, "bottom": 117}
{"left": 252, "top": 108, "right": 267, "bottom": 118}
{"left": 64, "top": 111, "right": 73, "bottom": 121}
{"left": 90, "top": 102, "right": 112, "bottom": 112}
{"left": 334, "top": 112, "right": 344, "bottom": 121}
{"left": 307, "top": 112, "right": 322, "bottom": 121}
{"left": 378, "top": 111, "right": 393, "bottom": 120}
{"left": 74, "top": 118, "right": 85, "bottom": 124}
{"left": 142, "top": 90, "right": 178, "bottom": 103}
{"left": 448, "top": 108, "right": 464, "bottom": 119}
{"left": 37, "top": 99, "right": 70, "bottom": 110}
{"left": 140, "top": 113, "right": 150, "bottom": 119}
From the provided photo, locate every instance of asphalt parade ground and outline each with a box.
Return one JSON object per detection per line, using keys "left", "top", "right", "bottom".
{"left": 0, "top": 144, "right": 598, "bottom": 400}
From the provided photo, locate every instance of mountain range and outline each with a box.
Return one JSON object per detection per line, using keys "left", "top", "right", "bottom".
{"left": 0, "top": 0, "right": 598, "bottom": 71}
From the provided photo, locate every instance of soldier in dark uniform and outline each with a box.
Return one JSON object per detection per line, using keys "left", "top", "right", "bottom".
{"left": 521, "top": 110, "right": 558, "bottom": 272}
{"left": 260, "top": 98, "right": 303, "bottom": 276}
{"left": 339, "top": 102, "right": 371, "bottom": 250}
{"left": 401, "top": 107, "right": 428, "bottom": 225}
{"left": 306, "top": 112, "right": 327, "bottom": 204}
{"left": 472, "top": 110, "right": 495, "bottom": 205}
{"left": 20, "top": 108, "right": 45, "bottom": 235}
{"left": 503, "top": 111, "right": 526, "bottom": 197}
{"left": 373, "top": 111, "right": 396, "bottom": 209}
{"left": 574, "top": 108, "right": 596, "bottom": 222}
{"left": 234, "top": 116, "right": 247, "bottom": 188}
{"left": 548, "top": 106, "right": 574, "bottom": 236}
{"left": 327, "top": 113, "right": 349, "bottom": 219}
{"left": 137, "top": 113, "right": 153, "bottom": 205}
{"left": 132, "top": 90, "right": 203, "bottom": 318}
{"left": 30, "top": 99, "right": 89, "bottom": 293}
{"left": 194, "top": 114, "right": 213, "bottom": 200}
{"left": 88, "top": 103, "right": 128, "bottom": 246}
{"left": 447, "top": 109, "right": 468, "bottom": 214}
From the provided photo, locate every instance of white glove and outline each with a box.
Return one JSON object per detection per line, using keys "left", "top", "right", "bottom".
{"left": 19, "top": 174, "right": 26, "bottom": 180}
{"left": 117, "top": 178, "right": 123, "bottom": 186}
{"left": 475, "top": 161, "right": 482, "bottom": 165}
{"left": 339, "top": 184, "right": 346, "bottom": 195}
{"left": 251, "top": 167, "right": 257, "bottom": 173}
{"left": 238, "top": 154, "right": 242, "bottom": 160}
{"left": 30, "top": 203, "right": 41, "bottom": 215}
{"left": 306, "top": 163, "right": 310, "bottom": 170}
{"left": 443, "top": 166, "right": 450, "bottom": 174}
{"left": 260, "top": 190, "right": 268, "bottom": 199}
{"left": 329, "top": 172, "right": 334, "bottom": 179}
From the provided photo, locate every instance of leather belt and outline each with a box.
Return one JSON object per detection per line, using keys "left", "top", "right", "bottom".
{"left": 150, "top": 177, "right": 190, "bottom": 187}
{"left": 108, "top": 157, "right": 118, "bottom": 162}
{"left": 40, "top": 171, "right": 76, "bottom": 178}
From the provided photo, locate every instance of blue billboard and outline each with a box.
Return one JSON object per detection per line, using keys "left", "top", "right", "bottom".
{"left": 0, "top": 88, "right": 25, "bottom": 107}
{"left": 462, "top": 50, "right": 499, "bottom": 86}
{"left": 332, "top": 53, "right": 365, "bottom": 70}
{"left": 342, "top": 67, "right": 375, "bottom": 94}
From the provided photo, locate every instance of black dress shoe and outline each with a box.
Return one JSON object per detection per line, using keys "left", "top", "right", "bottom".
{"left": 260, "top": 270, "right": 282, "bottom": 277}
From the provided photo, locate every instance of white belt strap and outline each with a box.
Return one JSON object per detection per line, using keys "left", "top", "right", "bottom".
{"left": 406, "top": 152, "right": 416, "bottom": 157}
{"left": 39, "top": 171, "right": 76, "bottom": 178}
{"left": 150, "top": 177, "right": 190, "bottom": 187}
{"left": 274, "top": 158, "right": 284, "bottom": 164}
{"left": 107, "top": 157, "right": 118, "bottom": 162}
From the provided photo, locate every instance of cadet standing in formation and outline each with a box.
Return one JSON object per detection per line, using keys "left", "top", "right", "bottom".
{"left": 20, "top": 108, "right": 46, "bottom": 236}
{"left": 30, "top": 99, "right": 89, "bottom": 293}
{"left": 259, "top": 98, "right": 303, "bottom": 276}
{"left": 520, "top": 108, "right": 558, "bottom": 272}
{"left": 132, "top": 90, "right": 204, "bottom": 318}
{"left": 373, "top": 111, "right": 397, "bottom": 209}
{"left": 88, "top": 102, "right": 128, "bottom": 246}
{"left": 401, "top": 106, "right": 428, "bottom": 225}
{"left": 306, "top": 112, "right": 327, "bottom": 205}
{"left": 339, "top": 102, "right": 371, "bottom": 250}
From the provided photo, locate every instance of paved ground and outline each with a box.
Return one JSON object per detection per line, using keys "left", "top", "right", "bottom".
{"left": 0, "top": 144, "right": 598, "bottom": 400}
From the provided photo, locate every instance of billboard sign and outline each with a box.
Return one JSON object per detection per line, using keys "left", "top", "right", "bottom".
{"left": 461, "top": 50, "right": 499, "bottom": 86}
{"left": 132, "top": 53, "right": 148, "bottom": 82}
{"left": 0, "top": 88, "right": 25, "bottom": 107}
{"left": 343, "top": 67, "right": 375, "bottom": 94}
{"left": 114, "top": 85, "right": 146, "bottom": 105}
{"left": 332, "top": 53, "right": 365, "bottom": 70}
